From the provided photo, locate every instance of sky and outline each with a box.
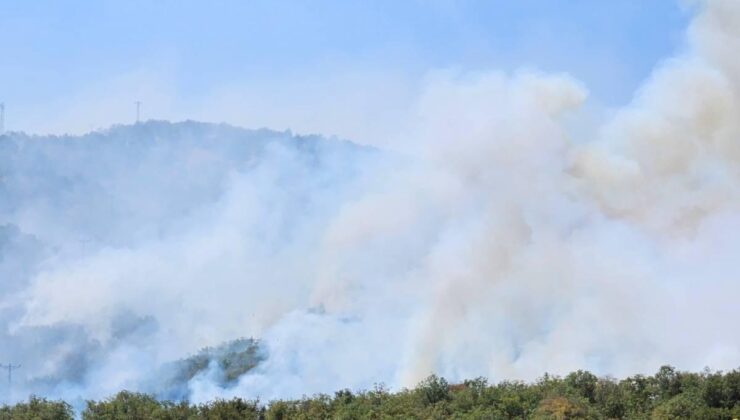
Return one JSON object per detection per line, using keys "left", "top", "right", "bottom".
{"left": 0, "top": 0, "right": 691, "bottom": 142}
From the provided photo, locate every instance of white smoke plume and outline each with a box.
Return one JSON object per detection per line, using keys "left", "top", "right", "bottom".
{"left": 1, "top": 0, "right": 740, "bottom": 406}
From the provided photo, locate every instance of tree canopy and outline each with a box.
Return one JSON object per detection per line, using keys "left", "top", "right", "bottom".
{"left": 3, "top": 366, "right": 740, "bottom": 419}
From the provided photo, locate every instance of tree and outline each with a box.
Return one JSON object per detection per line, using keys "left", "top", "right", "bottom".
{"left": 0, "top": 396, "right": 74, "bottom": 420}
{"left": 565, "top": 370, "right": 598, "bottom": 403}
{"left": 655, "top": 366, "right": 682, "bottom": 400}
{"left": 651, "top": 393, "right": 712, "bottom": 420}
{"left": 417, "top": 375, "right": 451, "bottom": 406}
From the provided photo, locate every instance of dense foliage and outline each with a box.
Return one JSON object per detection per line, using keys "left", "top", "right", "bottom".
{"left": 157, "top": 338, "right": 264, "bottom": 400}
{"left": 0, "top": 396, "right": 73, "bottom": 420}
{"left": 3, "top": 366, "right": 740, "bottom": 419}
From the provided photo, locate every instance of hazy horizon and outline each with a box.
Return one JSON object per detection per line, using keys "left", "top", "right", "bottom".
{"left": 2, "top": 1, "right": 690, "bottom": 145}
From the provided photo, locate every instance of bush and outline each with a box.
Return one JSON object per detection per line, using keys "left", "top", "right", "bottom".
{"left": 532, "top": 396, "right": 593, "bottom": 420}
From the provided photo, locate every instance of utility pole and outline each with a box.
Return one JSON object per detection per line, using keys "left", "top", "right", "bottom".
{"left": 0, "top": 364, "right": 20, "bottom": 386}
{"left": 135, "top": 101, "right": 142, "bottom": 124}
{"left": 0, "top": 102, "right": 5, "bottom": 134}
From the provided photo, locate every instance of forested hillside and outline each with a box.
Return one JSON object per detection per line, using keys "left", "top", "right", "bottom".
{"left": 0, "top": 121, "right": 378, "bottom": 400}
{"left": 3, "top": 367, "right": 740, "bottom": 419}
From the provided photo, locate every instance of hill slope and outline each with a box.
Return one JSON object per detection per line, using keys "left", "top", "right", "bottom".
{"left": 0, "top": 121, "right": 378, "bottom": 401}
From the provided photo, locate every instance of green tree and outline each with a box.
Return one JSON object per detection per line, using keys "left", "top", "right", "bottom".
{"left": 651, "top": 393, "right": 712, "bottom": 420}
{"left": 565, "top": 371, "right": 598, "bottom": 403}
{"left": 82, "top": 391, "right": 172, "bottom": 420}
{"left": 0, "top": 396, "right": 74, "bottom": 420}
{"left": 198, "top": 398, "right": 262, "bottom": 420}
{"left": 654, "top": 366, "right": 682, "bottom": 400}
{"left": 417, "top": 375, "right": 451, "bottom": 406}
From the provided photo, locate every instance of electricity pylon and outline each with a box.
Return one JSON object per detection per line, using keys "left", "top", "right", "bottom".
{"left": 0, "top": 363, "right": 20, "bottom": 386}
{"left": 135, "top": 101, "right": 142, "bottom": 124}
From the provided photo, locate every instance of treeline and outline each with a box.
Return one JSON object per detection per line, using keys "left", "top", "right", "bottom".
{"left": 3, "top": 366, "right": 740, "bottom": 419}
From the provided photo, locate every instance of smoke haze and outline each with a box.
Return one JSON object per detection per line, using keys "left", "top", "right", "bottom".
{"left": 1, "top": 0, "right": 740, "bottom": 408}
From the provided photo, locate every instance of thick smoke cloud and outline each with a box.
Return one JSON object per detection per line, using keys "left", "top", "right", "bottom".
{"left": 1, "top": 0, "right": 740, "bottom": 406}
{"left": 0, "top": 122, "right": 378, "bottom": 403}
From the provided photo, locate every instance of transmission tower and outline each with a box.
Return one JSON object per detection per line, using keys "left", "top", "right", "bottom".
{"left": 0, "top": 364, "right": 20, "bottom": 386}
{"left": 0, "top": 102, "right": 5, "bottom": 134}
{"left": 135, "top": 101, "right": 142, "bottom": 124}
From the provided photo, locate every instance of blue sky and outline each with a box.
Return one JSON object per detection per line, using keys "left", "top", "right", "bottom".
{"left": 1, "top": 0, "right": 691, "bottom": 139}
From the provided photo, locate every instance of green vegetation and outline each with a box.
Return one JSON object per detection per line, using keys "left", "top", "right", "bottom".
{"left": 0, "top": 396, "right": 73, "bottom": 420}
{"left": 4, "top": 366, "right": 740, "bottom": 419}
{"left": 158, "top": 338, "right": 264, "bottom": 400}
{"left": 178, "top": 338, "right": 263, "bottom": 384}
